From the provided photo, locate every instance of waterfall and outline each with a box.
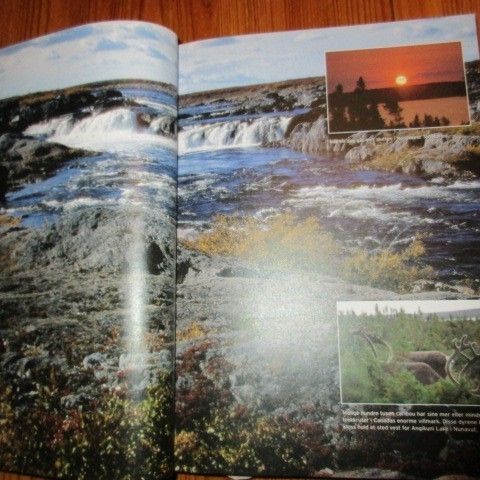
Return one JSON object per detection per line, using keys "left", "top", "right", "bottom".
{"left": 25, "top": 107, "right": 176, "bottom": 152}
{"left": 179, "top": 116, "right": 291, "bottom": 154}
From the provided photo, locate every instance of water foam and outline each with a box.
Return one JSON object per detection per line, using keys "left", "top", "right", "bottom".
{"left": 25, "top": 108, "right": 176, "bottom": 153}
{"left": 179, "top": 116, "right": 290, "bottom": 154}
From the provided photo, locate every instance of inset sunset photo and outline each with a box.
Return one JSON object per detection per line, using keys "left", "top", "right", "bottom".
{"left": 325, "top": 42, "right": 470, "bottom": 133}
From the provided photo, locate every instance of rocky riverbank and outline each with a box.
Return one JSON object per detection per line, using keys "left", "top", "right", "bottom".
{"left": 176, "top": 245, "right": 468, "bottom": 414}
{"left": 279, "top": 114, "right": 480, "bottom": 180}
{"left": 0, "top": 79, "right": 176, "bottom": 200}
{"left": 0, "top": 79, "right": 178, "bottom": 478}
{"left": 0, "top": 205, "right": 175, "bottom": 409}
{"left": 174, "top": 244, "right": 479, "bottom": 477}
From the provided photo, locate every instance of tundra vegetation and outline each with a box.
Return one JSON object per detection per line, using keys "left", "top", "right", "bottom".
{"left": 184, "top": 212, "right": 433, "bottom": 293}
{"left": 0, "top": 373, "right": 174, "bottom": 479}
{"left": 174, "top": 340, "right": 333, "bottom": 474}
{"left": 338, "top": 309, "right": 480, "bottom": 404}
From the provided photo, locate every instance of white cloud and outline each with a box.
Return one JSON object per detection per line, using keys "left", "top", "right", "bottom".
{"left": 179, "top": 14, "right": 479, "bottom": 94}
{"left": 0, "top": 21, "right": 178, "bottom": 99}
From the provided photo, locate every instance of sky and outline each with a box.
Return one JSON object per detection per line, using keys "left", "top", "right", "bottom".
{"left": 179, "top": 14, "right": 479, "bottom": 94}
{"left": 337, "top": 300, "right": 480, "bottom": 316}
{"left": 0, "top": 21, "right": 178, "bottom": 99}
{"left": 326, "top": 41, "right": 466, "bottom": 93}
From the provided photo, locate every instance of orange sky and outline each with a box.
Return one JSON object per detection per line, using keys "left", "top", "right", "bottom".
{"left": 326, "top": 42, "right": 465, "bottom": 94}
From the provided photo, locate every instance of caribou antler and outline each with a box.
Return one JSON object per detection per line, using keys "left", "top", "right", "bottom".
{"left": 352, "top": 328, "right": 393, "bottom": 363}
{"left": 352, "top": 330, "right": 445, "bottom": 385}
{"left": 446, "top": 334, "right": 480, "bottom": 397}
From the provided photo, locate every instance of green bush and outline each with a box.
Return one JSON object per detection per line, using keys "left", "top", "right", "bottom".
{"left": 175, "top": 342, "right": 333, "bottom": 474}
{"left": 339, "top": 310, "right": 480, "bottom": 405}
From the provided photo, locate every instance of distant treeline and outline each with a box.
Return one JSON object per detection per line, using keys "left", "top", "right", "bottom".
{"left": 328, "top": 80, "right": 466, "bottom": 104}
{"left": 327, "top": 77, "right": 461, "bottom": 132}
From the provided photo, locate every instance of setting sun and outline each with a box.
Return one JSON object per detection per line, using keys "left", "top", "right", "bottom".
{"left": 395, "top": 75, "right": 407, "bottom": 86}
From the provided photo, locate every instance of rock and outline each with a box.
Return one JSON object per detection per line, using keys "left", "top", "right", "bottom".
{"left": 315, "top": 468, "right": 334, "bottom": 477}
{"left": 435, "top": 477, "right": 478, "bottom": 480}
{"left": 0, "top": 132, "right": 20, "bottom": 151}
{"left": 0, "top": 164, "right": 8, "bottom": 203}
{"left": 389, "top": 137, "right": 410, "bottom": 152}
{"left": 146, "top": 241, "right": 165, "bottom": 275}
{"left": 82, "top": 352, "right": 107, "bottom": 369}
{"left": 401, "top": 158, "right": 422, "bottom": 175}
{"left": 176, "top": 256, "right": 192, "bottom": 284}
{"left": 14, "top": 205, "right": 175, "bottom": 274}
{"left": 285, "top": 117, "right": 328, "bottom": 154}
{"left": 334, "top": 468, "right": 414, "bottom": 479}
{"left": 345, "top": 143, "right": 376, "bottom": 163}
{"left": 217, "top": 266, "right": 260, "bottom": 278}
{"left": 434, "top": 282, "right": 475, "bottom": 295}
{"left": 420, "top": 158, "right": 455, "bottom": 176}
{"left": 118, "top": 350, "right": 171, "bottom": 371}
{"left": 61, "top": 392, "right": 94, "bottom": 408}
{"left": 1, "top": 134, "right": 92, "bottom": 191}
{"left": 412, "top": 280, "right": 436, "bottom": 293}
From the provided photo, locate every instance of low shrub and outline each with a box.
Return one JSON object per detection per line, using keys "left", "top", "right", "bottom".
{"left": 0, "top": 374, "right": 174, "bottom": 480}
{"left": 184, "top": 212, "right": 340, "bottom": 273}
{"left": 343, "top": 238, "right": 434, "bottom": 293}
{"left": 185, "top": 213, "right": 433, "bottom": 293}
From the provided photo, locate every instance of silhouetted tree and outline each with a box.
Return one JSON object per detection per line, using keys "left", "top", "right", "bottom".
{"left": 409, "top": 114, "right": 421, "bottom": 128}
{"left": 384, "top": 99, "right": 405, "bottom": 128}
{"left": 350, "top": 77, "right": 385, "bottom": 130}
{"left": 423, "top": 114, "right": 434, "bottom": 127}
{"left": 355, "top": 76, "right": 366, "bottom": 93}
{"left": 329, "top": 83, "right": 349, "bottom": 131}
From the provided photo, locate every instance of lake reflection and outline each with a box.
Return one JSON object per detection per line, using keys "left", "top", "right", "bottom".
{"left": 380, "top": 95, "right": 470, "bottom": 127}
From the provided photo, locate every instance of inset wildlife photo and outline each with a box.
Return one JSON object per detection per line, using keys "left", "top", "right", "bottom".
{"left": 337, "top": 300, "right": 480, "bottom": 405}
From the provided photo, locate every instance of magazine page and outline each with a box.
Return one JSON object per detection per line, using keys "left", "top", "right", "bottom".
{"left": 0, "top": 21, "right": 178, "bottom": 479}
{"left": 177, "top": 14, "right": 480, "bottom": 478}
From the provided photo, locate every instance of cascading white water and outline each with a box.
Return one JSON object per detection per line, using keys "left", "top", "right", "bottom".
{"left": 25, "top": 107, "right": 176, "bottom": 152}
{"left": 179, "top": 116, "right": 291, "bottom": 154}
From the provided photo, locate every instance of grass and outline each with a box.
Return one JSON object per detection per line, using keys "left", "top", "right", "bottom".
{"left": 364, "top": 149, "right": 420, "bottom": 173}
{"left": 439, "top": 121, "right": 480, "bottom": 135}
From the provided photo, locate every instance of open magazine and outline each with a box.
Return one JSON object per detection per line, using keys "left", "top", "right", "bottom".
{"left": 0, "top": 14, "right": 479, "bottom": 480}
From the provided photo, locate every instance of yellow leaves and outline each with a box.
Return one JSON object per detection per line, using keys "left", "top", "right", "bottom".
{"left": 185, "top": 212, "right": 433, "bottom": 293}
{"left": 343, "top": 238, "right": 433, "bottom": 293}
{"left": 403, "top": 237, "right": 426, "bottom": 259}
{"left": 184, "top": 212, "right": 340, "bottom": 273}
{"left": 177, "top": 323, "right": 208, "bottom": 342}
{"left": 175, "top": 430, "right": 197, "bottom": 451}
{"left": 0, "top": 214, "right": 20, "bottom": 227}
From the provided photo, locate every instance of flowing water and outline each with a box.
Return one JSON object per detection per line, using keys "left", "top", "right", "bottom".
{"left": 179, "top": 107, "right": 480, "bottom": 283}
{"left": 2, "top": 84, "right": 177, "bottom": 387}
{"left": 5, "top": 87, "right": 177, "bottom": 228}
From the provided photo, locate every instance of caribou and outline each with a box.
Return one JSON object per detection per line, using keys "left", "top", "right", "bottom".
{"left": 352, "top": 329, "right": 480, "bottom": 395}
